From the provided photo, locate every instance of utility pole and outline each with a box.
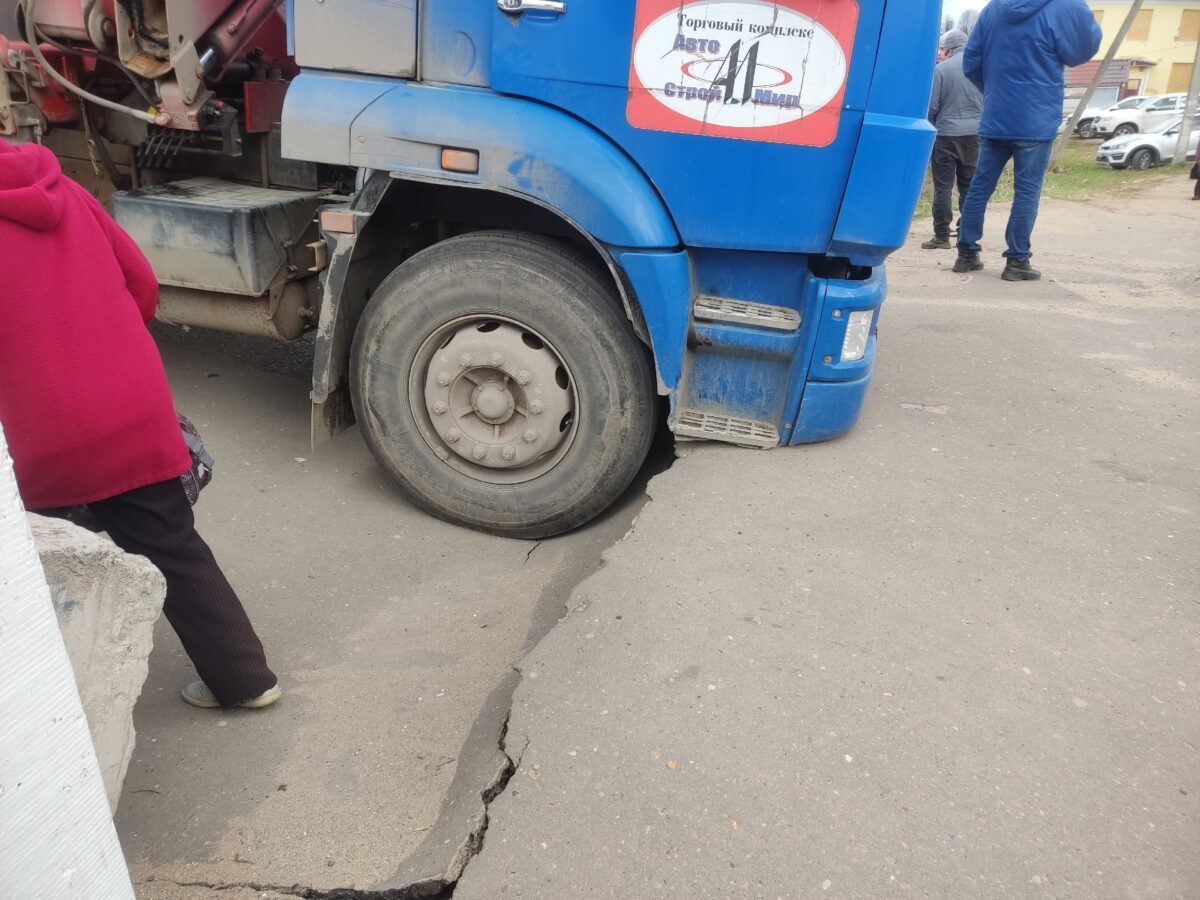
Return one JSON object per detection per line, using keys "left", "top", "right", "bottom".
{"left": 1173, "top": 37, "right": 1200, "bottom": 165}
{"left": 1052, "top": 0, "right": 1144, "bottom": 168}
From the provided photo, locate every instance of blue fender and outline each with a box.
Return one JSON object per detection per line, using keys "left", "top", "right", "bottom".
{"left": 283, "top": 73, "right": 680, "bottom": 250}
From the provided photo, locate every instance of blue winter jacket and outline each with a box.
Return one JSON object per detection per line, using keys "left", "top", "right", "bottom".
{"left": 964, "top": 0, "right": 1102, "bottom": 141}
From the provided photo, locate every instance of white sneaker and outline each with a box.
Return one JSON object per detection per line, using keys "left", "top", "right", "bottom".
{"left": 182, "top": 680, "right": 281, "bottom": 709}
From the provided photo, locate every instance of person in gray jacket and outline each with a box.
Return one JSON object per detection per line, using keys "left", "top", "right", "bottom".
{"left": 922, "top": 29, "right": 984, "bottom": 250}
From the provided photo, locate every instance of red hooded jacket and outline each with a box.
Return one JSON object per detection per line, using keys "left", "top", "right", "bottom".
{"left": 0, "top": 141, "right": 189, "bottom": 509}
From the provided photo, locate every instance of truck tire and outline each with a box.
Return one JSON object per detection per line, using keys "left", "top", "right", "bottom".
{"left": 350, "top": 231, "right": 657, "bottom": 539}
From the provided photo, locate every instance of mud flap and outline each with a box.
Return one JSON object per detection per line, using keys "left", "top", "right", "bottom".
{"left": 310, "top": 171, "right": 392, "bottom": 448}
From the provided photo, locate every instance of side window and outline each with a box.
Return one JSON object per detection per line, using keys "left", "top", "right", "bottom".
{"left": 1128, "top": 9, "right": 1153, "bottom": 41}
{"left": 1179, "top": 9, "right": 1200, "bottom": 42}
{"left": 1149, "top": 98, "right": 1174, "bottom": 110}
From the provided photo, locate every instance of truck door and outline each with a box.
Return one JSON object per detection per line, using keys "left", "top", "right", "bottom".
{"left": 292, "top": 0, "right": 417, "bottom": 77}
{"left": 489, "top": 0, "right": 887, "bottom": 255}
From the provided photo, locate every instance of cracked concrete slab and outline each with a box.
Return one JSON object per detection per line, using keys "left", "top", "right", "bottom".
{"left": 122, "top": 326, "right": 664, "bottom": 897}
{"left": 453, "top": 179, "right": 1200, "bottom": 899}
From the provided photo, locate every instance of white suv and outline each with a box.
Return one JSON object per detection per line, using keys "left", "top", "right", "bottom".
{"left": 1076, "top": 96, "right": 1155, "bottom": 138}
{"left": 1093, "top": 93, "right": 1190, "bottom": 138}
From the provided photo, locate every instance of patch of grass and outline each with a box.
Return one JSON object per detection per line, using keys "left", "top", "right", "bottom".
{"left": 912, "top": 137, "right": 1178, "bottom": 221}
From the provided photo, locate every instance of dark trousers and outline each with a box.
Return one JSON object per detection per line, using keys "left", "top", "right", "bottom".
{"left": 930, "top": 134, "right": 979, "bottom": 240}
{"left": 958, "top": 137, "right": 1053, "bottom": 261}
{"left": 50, "top": 479, "right": 276, "bottom": 706}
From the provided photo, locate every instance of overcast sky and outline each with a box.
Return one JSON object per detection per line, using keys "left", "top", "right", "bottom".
{"left": 943, "top": 0, "right": 990, "bottom": 25}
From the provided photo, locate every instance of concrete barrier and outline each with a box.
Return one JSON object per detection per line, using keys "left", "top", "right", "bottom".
{"left": 0, "top": 423, "right": 137, "bottom": 900}
{"left": 30, "top": 513, "right": 167, "bottom": 810}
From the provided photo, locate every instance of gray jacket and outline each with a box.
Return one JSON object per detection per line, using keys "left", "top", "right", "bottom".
{"left": 928, "top": 50, "right": 983, "bottom": 138}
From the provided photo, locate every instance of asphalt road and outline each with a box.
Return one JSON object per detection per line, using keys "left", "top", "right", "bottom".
{"left": 454, "top": 177, "right": 1200, "bottom": 900}
{"left": 118, "top": 326, "right": 670, "bottom": 897}
{"left": 120, "top": 177, "right": 1198, "bottom": 899}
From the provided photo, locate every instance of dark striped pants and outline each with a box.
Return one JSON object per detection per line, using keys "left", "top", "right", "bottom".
{"left": 69, "top": 478, "right": 276, "bottom": 707}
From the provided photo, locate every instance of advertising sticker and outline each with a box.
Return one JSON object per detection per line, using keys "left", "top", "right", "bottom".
{"left": 627, "top": 0, "right": 860, "bottom": 147}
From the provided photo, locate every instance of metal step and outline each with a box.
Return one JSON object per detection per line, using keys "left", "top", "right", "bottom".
{"left": 674, "top": 409, "right": 779, "bottom": 449}
{"left": 693, "top": 295, "right": 801, "bottom": 332}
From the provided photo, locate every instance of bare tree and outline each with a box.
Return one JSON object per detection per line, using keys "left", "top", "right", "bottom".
{"left": 943, "top": 13, "right": 955, "bottom": 33}
{"left": 958, "top": 9, "right": 980, "bottom": 35}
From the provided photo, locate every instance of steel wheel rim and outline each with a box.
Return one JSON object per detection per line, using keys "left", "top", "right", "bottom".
{"left": 408, "top": 314, "right": 580, "bottom": 485}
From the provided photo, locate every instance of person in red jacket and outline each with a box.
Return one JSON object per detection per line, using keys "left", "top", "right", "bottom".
{"left": 0, "top": 140, "right": 278, "bottom": 710}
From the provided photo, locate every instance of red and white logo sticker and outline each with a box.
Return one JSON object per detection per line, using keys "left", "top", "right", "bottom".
{"left": 627, "top": 0, "right": 859, "bottom": 147}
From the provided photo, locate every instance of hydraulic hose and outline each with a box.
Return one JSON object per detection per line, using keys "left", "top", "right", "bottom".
{"left": 22, "top": 0, "right": 169, "bottom": 126}
{"left": 32, "top": 22, "right": 159, "bottom": 109}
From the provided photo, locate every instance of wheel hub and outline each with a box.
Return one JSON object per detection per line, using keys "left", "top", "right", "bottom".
{"left": 472, "top": 381, "right": 515, "bottom": 424}
{"left": 419, "top": 319, "right": 575, "bottom": 481}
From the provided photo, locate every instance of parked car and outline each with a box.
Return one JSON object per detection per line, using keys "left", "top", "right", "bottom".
{"left": 1093, "top": 93, "right": 1189, "bottom": 138}
{"left": 1096, "top": 117, "right": 1200, "bottom": 170}
{"left": 1076, "top": 96, "right": 1154, "bottom": 138}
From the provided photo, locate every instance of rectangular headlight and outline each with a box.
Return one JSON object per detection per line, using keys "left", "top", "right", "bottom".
{"left": 841, "top": 310, "right": 874, "bottom": 362}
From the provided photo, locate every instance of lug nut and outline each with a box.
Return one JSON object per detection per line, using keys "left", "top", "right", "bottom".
{"left": 437, "top": 372, "right": 452, "bottom": 386}
{"left": 530, "top": 400, "right": 544, "bottom": 415}
{"left": 522, "top": 429, "right": 538, "bottom": 444}
{"left": 471, "top": 445, "right": 487, "bottom": 460}
{"left": 446, "top": 429, "right": 461, "bottom": 443}
{"left": 502, "top": 446, "right": 516, "bottom": 461}
{"left": 432, "top": 401, "right": 448, "bottom": 415}
{"left": 458, "top": 354, "right": 473, "bottom": 368}
{"left": 516, "top": 370, "right": 531, "bottom": 385}
{"left": 489, "top": 353, "right": 504, "bottom": 367}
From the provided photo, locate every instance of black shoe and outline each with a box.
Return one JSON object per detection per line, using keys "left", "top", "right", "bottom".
{"left": 1001, "top": 258, "right": 1042, "bottom": 281}
{"left": 921, "top": 236, "right": 953, "bottom": 250}
{"left": 952, "top": 250, "right": 983, "bottom": 273}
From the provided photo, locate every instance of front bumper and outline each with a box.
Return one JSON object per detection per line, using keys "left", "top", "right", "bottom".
{"left": 788, "top": 268, "right": 886, "bottom": 444}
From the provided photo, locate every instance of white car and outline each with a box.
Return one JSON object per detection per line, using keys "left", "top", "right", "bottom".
{"left": 1096, "top": 117, "right": 1200, "bottom": 170}
{"left": 1093, "top": 93, "right": 1190, "bottom": 138}
{"left": 1076, "top": 96, "right": 1154, "bottom": 138}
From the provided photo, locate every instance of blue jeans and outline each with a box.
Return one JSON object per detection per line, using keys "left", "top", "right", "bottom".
{"left": 957, "top": 138, "right": 1053, "bottom": 261}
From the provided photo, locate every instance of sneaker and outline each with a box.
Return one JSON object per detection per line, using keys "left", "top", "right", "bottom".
{"left": 921, "top": 237, "right": 953, "bottom": 250}
{"left": 182, "top": 680, "right": 281, "bottom": 709}
{"left": 952, "top": 250, "right": 983, "bottom": 273}
{"left": 1001, "top": 258, "right": 1042, "bottom": 282}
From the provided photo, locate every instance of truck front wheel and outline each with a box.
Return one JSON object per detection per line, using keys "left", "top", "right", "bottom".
{"left": 350, "top": 232, "right": 656, "bottom": 538}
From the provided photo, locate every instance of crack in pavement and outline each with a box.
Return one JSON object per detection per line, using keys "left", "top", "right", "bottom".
{"left": 398, "top": 436, "right": 677, "bottom": 898}
{"left": 166, "top": 880, "right": 450, "bottom": 898}
{"left": 173, "top": 433, "right": 678, "bottom": 900}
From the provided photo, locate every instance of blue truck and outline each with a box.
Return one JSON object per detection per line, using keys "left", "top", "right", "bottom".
{"left": 1, "top": 0, "right": 938, "bottom": 537}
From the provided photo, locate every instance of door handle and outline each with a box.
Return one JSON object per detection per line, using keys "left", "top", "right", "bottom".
{"left": 498, "top": 0, "right": 566, "bottom": 15}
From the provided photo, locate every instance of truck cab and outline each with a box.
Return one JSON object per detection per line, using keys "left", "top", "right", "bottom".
{"left": 1, "top": 0, "right": 938, "bottom": 537}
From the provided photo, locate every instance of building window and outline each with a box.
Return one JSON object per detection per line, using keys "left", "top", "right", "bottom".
{"left": 1168, "top": 62, "right": 1194, "bottom": 93}
{"left": 1128, "top": 8, "right": 1153, "bottom": 41}
{"left": 1179, "top": 9, "right": 1200, "bottom": 42}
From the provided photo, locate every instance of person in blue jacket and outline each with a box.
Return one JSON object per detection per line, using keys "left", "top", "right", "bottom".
{"left": 953, "top": 0, "right": 1102, "bottom": 281}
